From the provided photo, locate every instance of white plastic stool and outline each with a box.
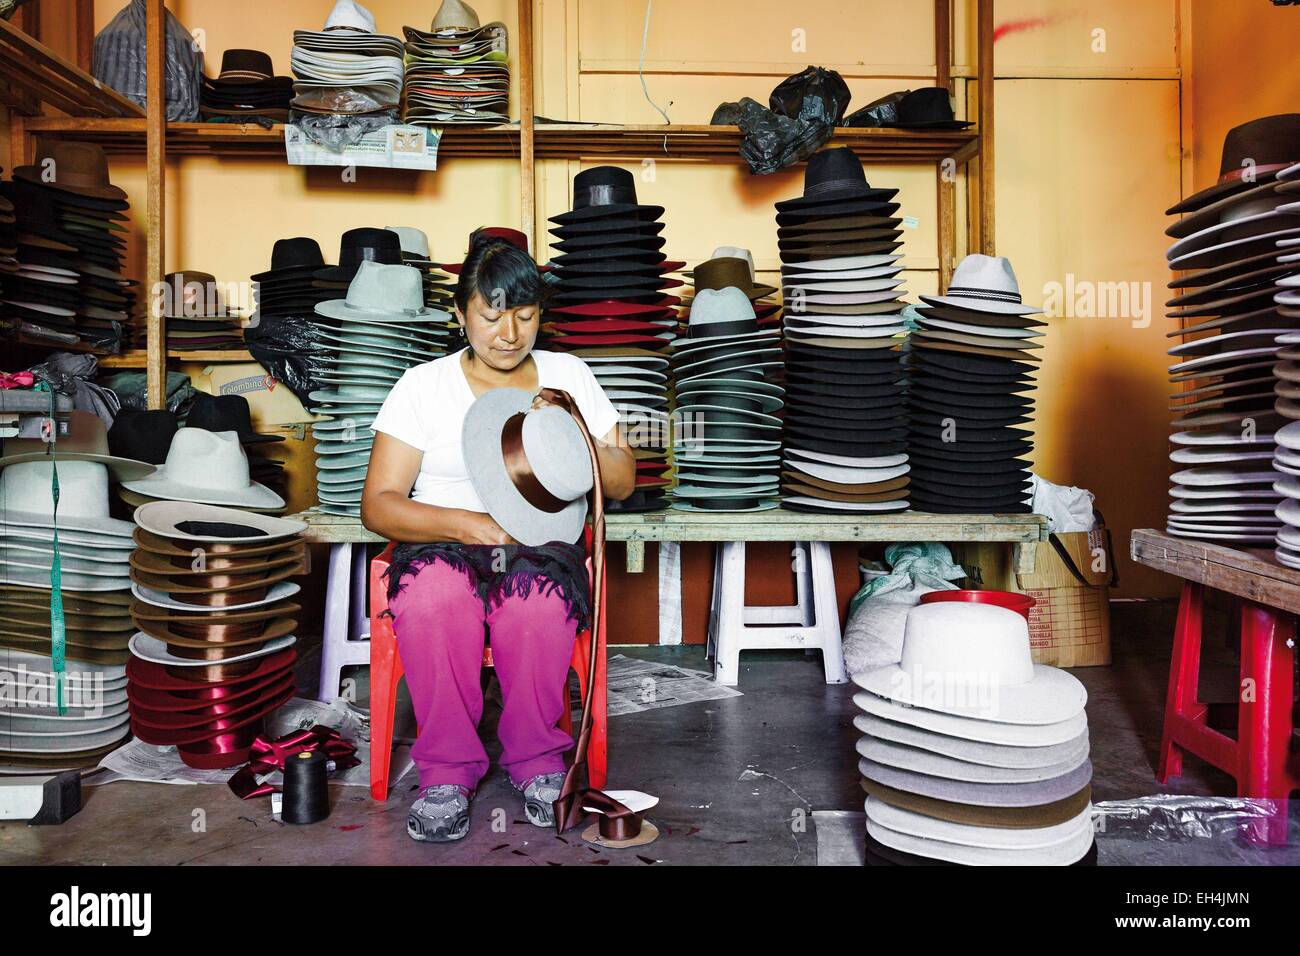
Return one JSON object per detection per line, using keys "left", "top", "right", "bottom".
{"left": 706, "top": 541, "right": 847, "bottom": 686}
{"left": 318, "top": 542, "right": 372, "bottom": 702}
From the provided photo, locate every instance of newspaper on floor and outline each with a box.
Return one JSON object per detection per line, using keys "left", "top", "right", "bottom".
{"left": 91, "top": 696, "right": 414, "bottom": 788}
{"left": 602, "top": 654, "right": 742, "bottom": 717}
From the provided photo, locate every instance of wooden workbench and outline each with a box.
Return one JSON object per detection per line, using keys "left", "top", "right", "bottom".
{"left": 291, "top": 508, "right": 1048, "bottom": 573}
{"left": 1130, "top": 528, "right": 1300, "bottom": 612}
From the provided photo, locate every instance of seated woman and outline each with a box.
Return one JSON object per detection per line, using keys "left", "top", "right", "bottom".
{"left": 362, "top": 229, "right": 636, "bottom": 843}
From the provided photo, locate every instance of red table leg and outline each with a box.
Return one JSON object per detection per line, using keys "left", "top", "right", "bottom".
{"left": 1158, "top": 581, "right": 1204, "bottom": 783}
{"left": 1237, "top": 602, "right": 1298, "bottom": 845}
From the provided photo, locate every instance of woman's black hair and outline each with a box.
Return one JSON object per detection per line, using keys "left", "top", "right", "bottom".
{"left": 454, "top": 228, "right": 550, "bottom": 314}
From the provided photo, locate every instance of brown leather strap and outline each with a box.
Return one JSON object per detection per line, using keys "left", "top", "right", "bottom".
{"left": 500, "top": 412, "right": 569, "bottom": 513}
{"left": 538, "top": 387, "right": 617, "bottom": 835}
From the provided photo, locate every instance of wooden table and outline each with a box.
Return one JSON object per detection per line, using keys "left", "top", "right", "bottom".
{"left": 291, "top": 508, "right": 1048, "bottom": 572}
{"left": 1131, "top": 528, "right": 1300, "bottom": 612}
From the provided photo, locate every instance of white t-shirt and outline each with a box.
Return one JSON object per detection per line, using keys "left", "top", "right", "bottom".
{"left": 370, "top": 348, "right": 621, "bottom": 512}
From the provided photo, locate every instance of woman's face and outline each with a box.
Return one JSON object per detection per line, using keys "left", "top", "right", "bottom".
{"left": 456, "top": 291, "right": 540, "bottom": 371}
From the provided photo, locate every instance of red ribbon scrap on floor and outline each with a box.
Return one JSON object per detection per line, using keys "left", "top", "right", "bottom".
{"left": 227, "top": 724, "right": 359, "bottom": 800}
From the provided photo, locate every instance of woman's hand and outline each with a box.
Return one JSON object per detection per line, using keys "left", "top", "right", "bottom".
{"left": 459, "top": 512, "right": 518, "bottom": 546}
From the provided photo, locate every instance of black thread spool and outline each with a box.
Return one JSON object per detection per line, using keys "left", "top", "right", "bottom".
{"left": 282, "top": 749, "right": 329, "bottom": 824}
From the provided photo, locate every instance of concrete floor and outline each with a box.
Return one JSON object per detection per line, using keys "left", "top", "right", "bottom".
{"left": 2, "top": 600, "right": 1298, "bottom": 866}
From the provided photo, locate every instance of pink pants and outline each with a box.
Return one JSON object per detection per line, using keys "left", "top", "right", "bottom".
{"left": 388, "top": 558, "right": 578, "bottom": 791}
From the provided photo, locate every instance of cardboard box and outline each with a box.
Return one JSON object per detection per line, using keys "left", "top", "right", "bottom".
{"left": 954, "top": 526, "right": 1113, "bottom": 667}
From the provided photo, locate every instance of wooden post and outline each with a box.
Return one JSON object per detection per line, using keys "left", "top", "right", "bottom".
{"left": 518, "top": 0, "right": 536, "bottom": 254}
{"left": 935, "top": 0, "right": 954, "bottom": 290}
{"left": 76, "top": 0, "right": 95, "bottom": 73}
{"left": 976, "top": 0, "right": 995, "bottom": 255}
{"left": 145, "top": 0, "right": 166, "bottom": 409}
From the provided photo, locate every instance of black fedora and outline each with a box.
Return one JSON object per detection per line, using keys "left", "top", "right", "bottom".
{"left": 186, "top": 392, "right": 283, "bottom": 444}
{"left": 888, "top": 87, "right": 973, "bottom": 130}
{"left": 107, "top": 409, "right": 179, "bottom": 466}
{"left": 314, "top": 228, "right": 404, "bottom": 282}
{"left": 251, "top": 237, "right": 328, "bottom": 282}
{"left": 775, "top": 147, "right": 898, "bottom": 212}
{"left": 549, "top": 166, "right": 664, "bottom": 226}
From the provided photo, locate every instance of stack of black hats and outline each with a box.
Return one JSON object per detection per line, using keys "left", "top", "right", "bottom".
{"left": 0, "top": 184, "right": 15, "bottom": 304}
{"left": 543, "top": 165, "right": 683, "bottom": 512}
{"left": 1162, "top": 116, "right": 1300, "bottom": 548}
{"left": 774, "top": 146, "right": 911, "bottom": 514}
{"left": 200, "top": 49, "right": 292, "bottom": 122}
{"left": 250, "top": 237, "right": 336, "bottom": 326}
{"left": 669, "top": 286, "right": 783, "bottom": 511}
{"left": 161, "top": 271, "right": 244, "bottom": 352}
{"left": 906, "top": 254, "right": 1043, "bottom": 514}
{"left": 2, "top": 140, "right": 137, "bottom": 353}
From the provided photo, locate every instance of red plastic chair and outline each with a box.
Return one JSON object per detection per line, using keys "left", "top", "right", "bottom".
{"left": 368, "top": 531, "right": 607, "bottom": 800}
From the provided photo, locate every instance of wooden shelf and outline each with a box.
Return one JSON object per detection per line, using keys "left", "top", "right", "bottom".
{"left": 98, "top": 348, "right": 255, "bottom": 368}
{"left": 0, "top": 19, "right": 142, "bottom": 119}
{"left": 23, "top": 118, "right": 978, "bottom": 165}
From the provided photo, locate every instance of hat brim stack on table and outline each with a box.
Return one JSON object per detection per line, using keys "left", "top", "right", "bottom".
{"left": 291, "top": 1, "right": 404, "bottom": 118}
{"left": 543, "top": 165, "right": 682, "bottom": 512}
{"left": 127, "top": 501, "right": 305, "bottom": 770}
{"left": 200, "top": 49, "right": 293, "bottom": 122}
{"left": 1271, "top": 162, "right": 1300, "bottom": 563}
{"left": 162, "top": 271, "right": 244, "bottom": 353}
{"left": 669, "top": 283, "right": 784, "bottom": 511}
{"left": 0, "top": 415, "right": 154, "bottom": 768}
{"left": 1164, "top": 116, "right": 1300, "bottom": 547}
{"left": 907, "top": 254, "right": 1044, "bottom": 514}
{"left": 2, "top": 140, "right": 137, "bottom": 353}
{"left": 403, "top": 0, "right": 510, "bottom": 127}
{"left": 774, "top": 146, "right": 911, "bottom": 514}
{"left": 854, "top": 602, "right": 1095, "bottom": 866}
{"left": 0, "top": 183, "right": 15, "bottom": 309}
{"left": 309, "top": 259, "right": 453, "bottom": 517}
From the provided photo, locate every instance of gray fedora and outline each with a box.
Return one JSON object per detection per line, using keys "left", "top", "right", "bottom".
{"left": 462, "top": 388, "right": 593, "bottom": 546}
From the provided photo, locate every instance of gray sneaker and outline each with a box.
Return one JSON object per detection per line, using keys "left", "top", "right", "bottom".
{"left": 407, "top": 784, "right": 471, "bottom": 843}
{"left": 516, "top": 772, "right": 565, "bottom": 827}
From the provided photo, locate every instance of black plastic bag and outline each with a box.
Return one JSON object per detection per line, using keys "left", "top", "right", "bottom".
{"left": 242, "top": 314, "right": 330, "bottom": 407}
{"left": 844, "top": 90, "right": 908, "bottom": 128}
{"left": 710, "top": 96, "right": 834, "bottom": 176}
{"left": 769, "top": 66, "right": 851, "bottom": 126}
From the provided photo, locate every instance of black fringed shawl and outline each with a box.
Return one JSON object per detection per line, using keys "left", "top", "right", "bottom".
{"left": 385, "top": 541, "right": 591, "bottom": 631}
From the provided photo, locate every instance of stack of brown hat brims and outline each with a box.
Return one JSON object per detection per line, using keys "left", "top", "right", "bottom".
{"left": 126, "top": 501, "right": 305, "bottom": 769}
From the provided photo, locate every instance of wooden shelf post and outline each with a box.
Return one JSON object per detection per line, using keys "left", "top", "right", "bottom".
{"left": 145, "top": 0, "right": 166, "bottom": 409}
{"left": 975, "top": 0, "right": 995, "bottom": 255}
{"left": 519, "top": 0, "right": 536, "bottom": 251}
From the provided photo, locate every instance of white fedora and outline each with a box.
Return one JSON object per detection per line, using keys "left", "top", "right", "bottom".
{"left": 866, "top": 795, "right": 1094, "bottom": 851}
{"left": 853, "top": 691, "right": 1086, "bottom": 747}
{"left": 386, "top": 225, "right": 432, "bottom": 260}
{"left": 323, "top": 0, "right": 376, "bottom": 32}
{"left": 919, "top": 254, "right": 1043, "bottom": 316}
{"left": 853, "top": 712, "right": 1089, "bottom": 769}
{"left": 866, "top": 805, "right": 1095, "bottom": 865}
{"left": 855, "top": 734, "right": 1090, "bottom": 784}
{"left": 130, "top": 580, "right": 300, "bottom": 613}
{"left": 121, "top": 429, "right": 284, "bottom": 510}
{"left": 855, "top": 603, "right": 1086, "bottom": 725}
{"left": 0, "top": 460, "right": 134, "bottom": 538}
{"left": 314, "top": 261, "right": 433, "bottom": 324}
{"left": 461, "top": 388, "right": 592, "bottom": 546}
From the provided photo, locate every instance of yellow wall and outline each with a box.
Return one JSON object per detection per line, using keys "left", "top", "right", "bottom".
{"left": 22, "top": 0, "right": 1252, "bottom": 599}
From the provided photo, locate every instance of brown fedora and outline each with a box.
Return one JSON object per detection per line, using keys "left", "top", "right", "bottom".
{"left": 129, "top": 560, "right": 302, "bottom": 608}
{"left": 14, "top": 139, "right": 127, "bottom": 202}
{"left": 685, "top": 257, "right": 777, "bottom": 300}
{"left": 130, "top": 597, "right": 300, "bottom": 627}
{"left": 1167, "top": 114, "right": 1300, "bottom": 215}
{"left": 133, "top": 527, "right": 300, "bottom": 560}
{"left": 129, "top": 541, "right": 305, "bottom": 578}
{"left": 135, "top": 614, "right": 297, "bottom": 649}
